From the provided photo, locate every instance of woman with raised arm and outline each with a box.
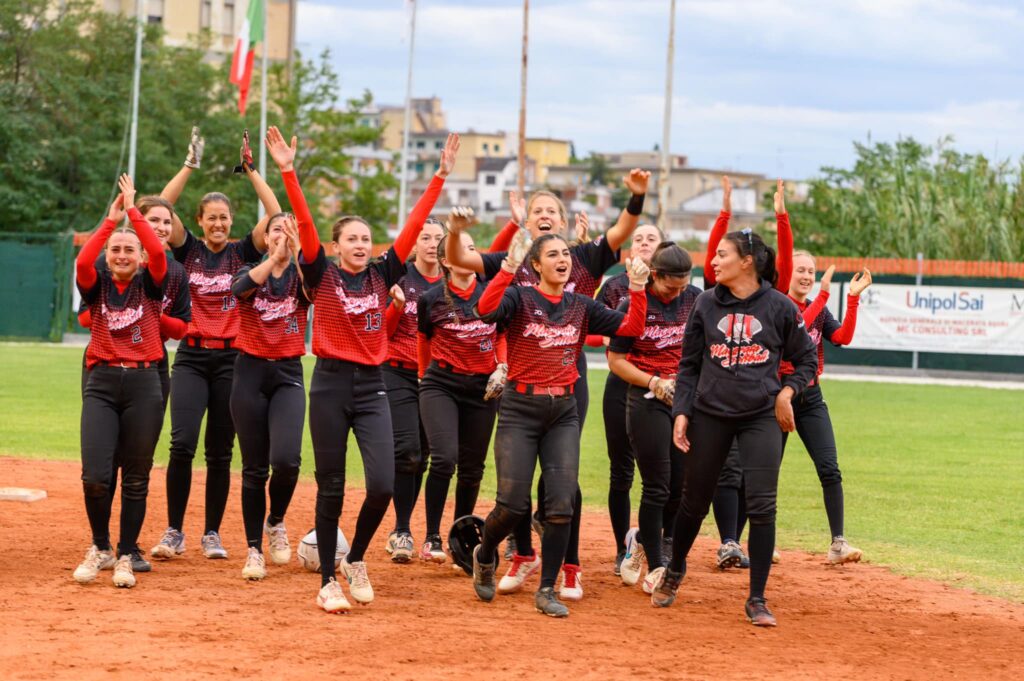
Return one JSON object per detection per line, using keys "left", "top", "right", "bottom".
{"left": 380, "top": 142, "right": 457, "bottom": 564}
{"left": 271, "top": 126, "right": 458, "bottom": 612}
{"left": 782, "top": 255, "right": 872, "bottom": 564}
{"left": 651, "top": 229, "right": 818, "bottom": 628}
{"left": 74, "top": 175, "right": 168, "bottom": 589}
{"left": 608, "top": 243, "right": 701, "bottom": 594}
{"left": 465, "top": 231, "right": 650, "bottom": 618}
{"left": 151, "top": 129, "right": 276, "bottom": 562}
{"left": 446, "top": 169, "right": 650, "bottom": 601}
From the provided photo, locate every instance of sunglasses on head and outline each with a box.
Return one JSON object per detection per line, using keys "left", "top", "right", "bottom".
{"left": 741, "top": 228, "right": 754, "bottom": 254}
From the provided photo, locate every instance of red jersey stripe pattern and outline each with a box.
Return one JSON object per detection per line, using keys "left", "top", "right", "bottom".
{"left": 234, "top": 264, "right": 310, "bottom": 359}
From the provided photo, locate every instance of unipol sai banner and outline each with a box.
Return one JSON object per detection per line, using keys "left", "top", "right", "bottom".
{"left": 850, "top": 284, "right": 1024, "bottom": 355}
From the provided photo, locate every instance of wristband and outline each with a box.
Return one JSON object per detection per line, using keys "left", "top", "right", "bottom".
{"left": 627, "top": 193, "right": 645, "bottom": 216}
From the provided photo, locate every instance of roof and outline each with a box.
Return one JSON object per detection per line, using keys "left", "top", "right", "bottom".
{"left": 478, "top": 157, "right": 516, "bottom": 171}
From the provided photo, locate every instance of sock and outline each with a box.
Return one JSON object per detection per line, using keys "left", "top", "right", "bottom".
{"left": 241, "top": 485, "right": 266, "bottom": 549}
{"left": 564, "top": 488, "right": 582, "bottom": 565}
{"left": 117, "top": 496, "right": 147, "bottom": 557}
{"left": 204, "top": 467, "right": 231, "bottom": 535}
{"left": 84, "top": 492, "right": 112, "bottom": 551}
{"left": 822, "top": 482, "right": 845, "bottom": 539}
{"left": 712, "top": 486, "right": 740, "bottom": 543}
{"left": 638, "top": 501, "right": 664, "bottom": 570}
{"left": 267, "top": 467, "right": 299, "bottom": 526}
{"left": 165, "top": 459, "right": 192, "bottom": 531}
{"left": 608, "top": 488, "right": 631, "bottom": 554}
{"left": 392, "top": 471, "right": 417, "bottom": 535}
{"left": 454, "top": 480, "right": 480, "bottom": 519}
{"left": 346, "top": 498, "right": 389, "bottom": 563}
{"left": 512, "top": 508, "right": 533, "bottom": 556}
{"left": 747, "top": 521, "right": 775, "bottom": 600}
{"left": 479, "top": 506, "right": 520, "bottom": 563}
{"left": 540, "top": 522, "right": 571, "bottom": 589}
{"left": 423, "top": 473, "right": 450, "bottom": 537}
{"left": 314, "top": 492, "right": 343, "bottom": 586}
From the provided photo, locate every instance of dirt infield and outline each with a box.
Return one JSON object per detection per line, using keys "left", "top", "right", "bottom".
{"left": 3, "top": 456, "right": 1022, "bottom": 680}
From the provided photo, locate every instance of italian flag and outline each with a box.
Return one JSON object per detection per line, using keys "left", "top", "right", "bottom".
{"left": 229, "top": 0, "right": 265, "bottom": 115}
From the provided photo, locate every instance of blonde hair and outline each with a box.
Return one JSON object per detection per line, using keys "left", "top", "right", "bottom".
{"left": 526, "top": 190, "right": 567, "bottom": 228}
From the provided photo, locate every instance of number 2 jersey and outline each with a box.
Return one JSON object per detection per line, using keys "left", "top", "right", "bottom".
{"left": 172, "top": 230, "right": 262, "bottom": 341}
{"left": 232, "top": 263, "right": 311, "bottom": 359}
{"left": 79, "top": 264, "right": 165, "bottom": 367}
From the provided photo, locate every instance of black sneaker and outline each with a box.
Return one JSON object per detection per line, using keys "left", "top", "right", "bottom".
{"left": 613, "top": 550, "right": 625, "bottom": 576}
{"left": 745, "top": 597, "right": 777, "bottom": 627}
{"left": 650, "top": 568, "right": 683, "bottom": 608}
{"left": 472, "top": 545, "right": 496, "bottom": 602}
{"left": 534, "top": 587, "right": 569, "bottom": 618}
{"left": 503, "top": 535, "right": 517, "bottom": 562}
{"left": 130, "top": 547, "right": 152, "bottom": 573}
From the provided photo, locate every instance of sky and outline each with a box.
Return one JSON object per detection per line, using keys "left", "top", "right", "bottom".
{"left": 294, "top": 0, "right": 1024, "bottom": 179}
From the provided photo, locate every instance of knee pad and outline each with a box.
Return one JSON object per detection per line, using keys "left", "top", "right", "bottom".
{"left": 82, "top": 481, "right": 109, "bottom": 499}
{"left": 315, "top": 471, "right": 346, "bottom": 499}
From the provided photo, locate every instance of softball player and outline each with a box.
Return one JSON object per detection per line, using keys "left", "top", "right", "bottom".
{"left": 608, "top": 243, "right": 700, "bottom": 594}
{"left": 466, "top": 232, "right": 650, "bottom": 617}
{"left": 74, "top": 175, "right": 168, "bottom": 589}
{"left": 446, "top": 171, "right": 650, "bottom": 600}
{"left": 229, "top": 184, "right": 311, "bottom": 581}
{"left": 416, "top": 229, "right": 505, "bottom": 562}
{"left": 653, "top": 229, "right": 818, "bottom": 627}
{"left": 271, "top": 128, "right": 460, "bottom": 613}
{"left": 782, "top": 253, "right": 873, "bottom": 563}
{"left": 151, "top": 129, "right": 275, "bottom": 561}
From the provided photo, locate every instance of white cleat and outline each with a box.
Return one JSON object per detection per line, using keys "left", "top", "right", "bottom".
{"left": 73, "top": 545, "right": 116, "bottom": 584}
{"left": 497, "top": 552, "right": 541, "bottom": 594}
{"left": 643, "top": 566, "right": 665, "bottom": 595}
{"left": 559, "top": 564, "right": 584, "bottom": 601}
{"left": 828, "top": 537, "right": 863, "bottom": 565}
{"left": 317, "top": 578, "right": 352, "bottom": 613}
{"left": 340, "top": 559, "right": 374, "bottom": 604}
{"left": 620, "top": 528, "right": 645, "bottom": 586}
{"left": 242, "top": 547, "right": 268, "bottom": 581}
{"left": 112, "top": 555, "right": 136, "bottom": 588}
{"left": 265, "top": 521, "right": 291, "bottom": 565}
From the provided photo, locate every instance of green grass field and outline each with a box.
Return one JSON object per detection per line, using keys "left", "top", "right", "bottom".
{"left": 1, "top": 344, "right": 1022, "bottom": 600}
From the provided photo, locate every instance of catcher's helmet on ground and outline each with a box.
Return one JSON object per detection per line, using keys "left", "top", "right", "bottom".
{"left": 297, "top": 528, "right": 350, "bottom": 572}
{"left": 448, "top": 514, "right": 493, "bottom": 576}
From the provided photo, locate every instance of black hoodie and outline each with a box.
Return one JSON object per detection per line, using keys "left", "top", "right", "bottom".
{"left": 672, "top": 280, "right": 818, "bottom": 419}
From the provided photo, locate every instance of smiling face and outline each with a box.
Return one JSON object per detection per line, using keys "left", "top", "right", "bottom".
{"left": 711, "top": 238, "right": 752, "bottom": 287}
{"left": 630, "top": 225, "right": 662, "bottom": 264}
{"left": 415, "top": 222, "right": 445, "bottom": 267}
{"left": 790, "top": 252, "right": 816, "bottom": 298}
{"left": 105, "top": 230, "right": 143, "bottom": 281}
{"left": 525, "top": 194, "right": 567, "bottom": 239}
{"left": 530, "top": 236, "right": 572, "bottom": 287}
{"left": 332, "top": 219, "right": 373, "bottom": 271}
{"left": 197, "top": 199, "right": 233, "bottom": 247}
{"left": 143, "top": 205, "right": 173, "bottom": 248}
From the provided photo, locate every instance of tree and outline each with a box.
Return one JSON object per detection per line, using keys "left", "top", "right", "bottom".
{"left": 587, "top": 152, "right": 610, "bottom": 186}
{"left": 783, "top": 136, "right": 1024, "bottom": 261}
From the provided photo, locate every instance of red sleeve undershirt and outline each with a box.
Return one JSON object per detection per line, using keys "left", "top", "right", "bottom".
{"left": 830, "top": 294, "right": 860, "bottom": 345}
{"left": 394, "top": 174, "right": 445, "bottom": 262}
{"left": 703, "top": 211, "right": 730, "bottom": 287}
{"left": 160, "top": 315, "right": 187, "bottom": 340}
{"left": 416, "top": 332, "right": 431, "bottom": 379}
{"left": 584, "top": 334, "right": 605, "bottom": 347}
{"left": 385, "top": 300, "right": 402, "bottom": 338}
{"left": 477, "top": 268, "right": 513, "bottom": 314}
{"left": 282, "top": 169, "right": 321, "bottom": 263}
{"left": 127, "top": 207, "right": 166, "bottom": 284}
{"left": 78, "top": 309, "right": 92, "bottom": 327}
{"left": 800, "top": 290, "right": 829, "bottom": 327}
{"left": 615, "top": 289, "right": 647, "bottom": 336}
{"left": 76, "top": 219, "right": 117, "bottom": 290}
{"left": 489, "top": 220, "right": 519, "bottom": 252}
{"left": 775, "top": 212, "right": 793, "bottom": 293}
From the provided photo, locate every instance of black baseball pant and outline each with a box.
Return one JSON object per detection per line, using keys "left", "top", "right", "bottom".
{"left": 783, "top": 384, "right": 845, "bottom": 538}
{"left": 384, "top": 364, "right": 429, "bottom": 536}
{"left": 604, "top": 372, "right": 633, "bottom": 556}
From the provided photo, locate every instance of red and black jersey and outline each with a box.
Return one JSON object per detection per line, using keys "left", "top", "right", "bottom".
{"left": 597, "top": 271, "right": 631, "bottom": 310}
{"left": 172, "top": 230, "right": 262, "bottom": 340}
{"left": 232, "top": 263, "right": 311, "bottom": 359}
{"left": 300, "top": 245, "right": 406, "bottom": 364}
{"left": 479, "top": 285, "right": 628, "bottom": 386}
{"left": 481, "top": 235, "right": 619, "bottom": 298}
{"left": 388, "top": 264, "right": 444, "bottom": 365}
{"left": 78, "top": 262, "right": 165, "bottom": 367}
{"left": 418, "top": 279, "right": 499, "bottom": 375}
{"left": 609, "top": 285, "right": 701, "bottom": 377}
{"left": 79, "top": 256, "right": 191, "bottom": 334}
{"left": 780, "top": 293, "right": 858, "bottom": 380}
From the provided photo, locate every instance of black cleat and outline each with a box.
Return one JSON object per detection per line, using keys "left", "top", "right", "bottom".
{"left": 472, "top": 545, "right": 496, "bottom": 602}
{"left": 745, "top": 597, "right": 777, "bottom": 627}
{"left": 716, "top": 541, "right": 743, "bottom": 570}
{"left": 535, "top": 587, "right": 569, "bottom": 618}
{"left": 651, "top": 568, "right": 683, "bottom": 608}
{"left": 130, "top": 547, "right": 152, "bottom": 573}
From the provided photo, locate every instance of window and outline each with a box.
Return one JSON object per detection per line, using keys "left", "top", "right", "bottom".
{"left": 435, "top": 141, "right": 443, "bottom": 150}
{"left": 485, "top": 201, "right": 494, "bottom": 211}
{"left": 200, "top": 0, "right": 212, "bottom": 29}
{"left": 224, "top": 1, "right": 235, "bottom": 36}
{"left": 494, "top": 144, "right": 500, "bottom": 153}
{"left": 416, "top": 141, "right": 425, "bottom": 149}
{"left": 482, "top": 143, "right": 489, "bottom": 153}
{"left": 485, "top": 175, "right": 497, "bottom": 186}
{"left": 146, "top": 0, "right": 164, "bottom": 23}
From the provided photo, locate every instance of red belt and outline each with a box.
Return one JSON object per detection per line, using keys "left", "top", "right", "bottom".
{"left": 432, "top": 360, "right": 478, "bottom": 376}
{"left": 96, "top": 360, "right": 157, "bottom": 369}
{"left": 184, "top": 336, "right": 233, "bottom": 350}
{"left": 386, "top": 359, "right": 418, "bottom": 372}
{"left": 508, "top": 380, "right": 574, "bottom": 397}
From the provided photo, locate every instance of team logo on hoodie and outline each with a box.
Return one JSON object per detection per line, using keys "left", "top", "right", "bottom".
{"left": 710, "top": 313, "right": 769, "bottom": 367}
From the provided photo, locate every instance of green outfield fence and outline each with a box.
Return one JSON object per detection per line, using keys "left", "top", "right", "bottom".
{"left": 0, "top": 232, "right": 74, "bottom": 342}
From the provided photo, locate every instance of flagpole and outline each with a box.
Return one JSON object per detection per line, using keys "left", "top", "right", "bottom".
{"left": 517, "top": 0, "right": 529, "bottom": 196}
{"left": 257, "top": 0, "right": 269, "bottom": 220}
{"left": 398, "top": 0, "right": 418, "bottom": 227}
{"left": 127, "top": 0, "right": 144, "bottom": 180}
{"left": 656, "top": 0, "right": 677, "bottom": 234}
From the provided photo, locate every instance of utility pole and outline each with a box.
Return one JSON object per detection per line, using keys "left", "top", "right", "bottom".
{"left": 257, "top": 0, "right": 269, "bottom": 219}
{"left": 657, "top": 0, "right": 678, "bottom": 233}
{"left": 517, "top": 0, "right": 529, "bottom": 196}
{"left": 398, "top": 0, "right": 418, "bottom": 225}
{"left": 127, "top": 0, "right": 144, "bottom": 180}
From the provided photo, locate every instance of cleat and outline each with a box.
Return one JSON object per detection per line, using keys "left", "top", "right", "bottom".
{"left": 73, "top": 545, "right": 116, "bottom": 584}
{"left": 651, "top": 568, "right": 682, "bottom": 608}
{"left": 745, "top": 597, "right": 777, "bottom": 626}
{"left": 265, "top": 521, "right": 291, "bottom": 565}
{"left": 317, "top": 578, "right": 351, "bottom": 613}
{"left": 420, "top": 534, "right": 447, "bottom": 563}
{"left": 384, "top": 531, "right": 398, "bottom": 555}
{"left": 391, "top": 532, "right": 414, "bottom": 564}
{"left": 739, "top": 546, "right": 750, "bottom": 569}
{"left": 201, "top": 531, "right": 228, "bottom": 559}
{"left": 151, "top": 527, "right": 185, "bottom": 559}
{"left": 716, "top": 540, "right": 743, "bottom": 570}
{"left": 620, "top": 528, "right": 645, "bottom": 586}
{"left": 129, "top": 547, "right": 152, "bottom": 573}
{"left": 112, "top": 555, "right": 136, "bottom": 588}
{"left": 772, "top": 549, "right": 781, "bottom": 564}
{"left": 472, "top": 545, "right": 497, "bottom": 602}
{"left": 497, "top": 551, "right": 540, "bottom": 594}
{"left": 613, "top": 550, "right": 625, "bottom": 577}
{"left": 503, "top": 535, "right": 517, "bottom": 562}
{"left": 643, "top": 566, "right": 665, "bottom": 595}
{"left": 828, "top": 537, "right": 862, "bottom": 564}
{"left": 340, "top": 559, "right": 374, "bottom": 604}
{"left": 559, "top": 564, "right": 583, "bottom": 601}
{"left": 535, "top": 587, "right": 569, "bottom": 618}
{"left": 242, "top": 547, "right": 267, "bottom": 581}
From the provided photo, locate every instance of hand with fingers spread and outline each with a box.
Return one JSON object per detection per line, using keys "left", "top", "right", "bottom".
{"left": 624, "top": 168, "right": 651, "bottom": 196}
{"left": 389, "top": 283, "right": 406, "bottom": 306}
{"left": 673, "top": 415, "right": 690, "bottom": 452}
{"left": 774, "top": 178, "right": 786, "bottom": 215}
{"left": 574, "top": 210, "right": 590, "bottom": 243}
{"left": 504, "top": 229, "right": 531, "bottom": 273}
{"left": 184, "top": 125, "right": 205, "bottom": 169}
{"left": 446, "top": 205, "right": 476, "bottom": 234}
{"left": 233, "top": 129, "right": 256, "bottom": 174}
{"left": 437, "top": 133, "right": 461, "bottom": 178}
{"left": 819, "top": 264, "right": 836, "bottom": 294}
{"left": 626, "top": 257, "right": 651, "bottom": 290}
{"left": 508, "top": 190, "right": 526, "bottom": 225}
{"left": 848, "top": 268, "right": 872, "bottom": 297}
{"left": 484, "top": 363, "right": 508, "bottom": 401}
{"left": 118, "top": 173, "right": 136, "bottom": 210}
{"left": 265, "top": 126, "right": 297, "bottom": 173}
{"left": 721, "top": 175, "right": 732, "bottom": 212}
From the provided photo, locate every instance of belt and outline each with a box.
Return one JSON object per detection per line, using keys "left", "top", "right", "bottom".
{"left": 240, "top": 351, "right": 302, "bottom": 363}
{"left": 432, "top": 359, "right": 478, "bottom": 376}
{"left": 508, "top": 380, "right": 574, "bottom": 397}
{"left": 183, "top": 336, "right": 234, "bottom": 350}
{"left": 96, "top": 360, "right": 157, "bottom": 369}
{"left": 386, "top": 359, "right": 418, "bottom": 372}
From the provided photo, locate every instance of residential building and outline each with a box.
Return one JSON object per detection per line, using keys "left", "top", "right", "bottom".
{"left": 450, "top": 130, "right": 510, "bottom": 181}
{"left": 524, "top": 137, "right": 572, "bottom": 184}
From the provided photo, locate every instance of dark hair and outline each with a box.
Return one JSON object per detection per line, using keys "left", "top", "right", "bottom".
{"left": 136, "top": 195, "right": 175, "bottom": 220}
{"left": 266, "top": 211, "right": 293, "bottom": 230}
{"left": 527, "top": 234, "right": 569, "bottom": 277}
{"left": 649, "top": 241, "right": 692, "bottom": 280}
{"left": 723, "top": 229, "right": 777, "bottom": 287}
{"left": 196, "top": 192, "right": 233, "bottom": 220}
{"left": 330, "top": 215, "right": 371, "bottom": 242}
{"left": 437, "top": 232, "right": 456, "bottom": 310}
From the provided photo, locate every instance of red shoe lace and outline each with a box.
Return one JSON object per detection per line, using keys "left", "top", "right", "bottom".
{"left": 562, "top": 564, "right": 580, "bottom": 588}
{"left": 508, "top": 552, "right": 536, "bottom": 576}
